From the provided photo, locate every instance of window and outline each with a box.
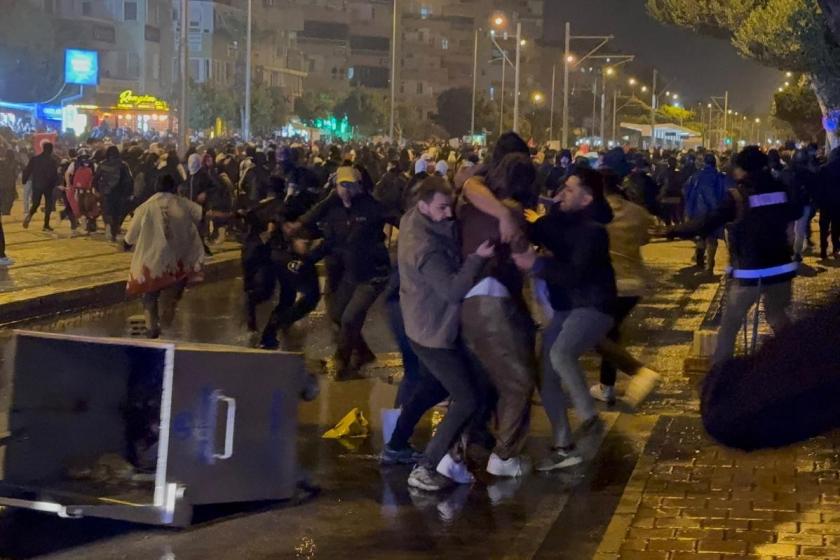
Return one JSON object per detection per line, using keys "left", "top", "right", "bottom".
{"left": 416, "top": 81, "right": 423, "bottom": 94}
{"left": 127, "top": 52, "right": 140, "bottom": 78}
{"left": 420, "top": 5, "right": 430, "bottom": 18}
{"left": 124, "top": 1, "right": 137, "bottom": 20}
{"left": 147, "top": 0, "right": 160, "bottom": 26}
{"left": 441, "top": 38, "right": 448, "bottom": 50}
{"left": 347, "top": 67, "right": 355, "bottom": 80}
{"left": 82, "top": 1, "right": 92, "bottom": 16}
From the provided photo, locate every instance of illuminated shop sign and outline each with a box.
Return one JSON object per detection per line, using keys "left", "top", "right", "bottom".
{"left": 65, "top": 49, "right": 99, "bottom": 85}
{"left": 116, "top": 90, "right": 169, "bottom": 111}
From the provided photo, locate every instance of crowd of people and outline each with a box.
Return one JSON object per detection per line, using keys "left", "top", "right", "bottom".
{"left": 0, "top": 127, "right": 835, "bottom": 492}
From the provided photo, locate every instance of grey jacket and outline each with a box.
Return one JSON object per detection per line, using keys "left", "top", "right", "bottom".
{"left": 398, "top": 207, "right": 485, "bottom": 349}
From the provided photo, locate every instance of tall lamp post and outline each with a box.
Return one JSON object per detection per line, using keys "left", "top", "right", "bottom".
{"left": 179, "top": 0, "right": 189, "bottom": 155}
{"left": 243, "top": 0, "right": 253, "bottom": 141}
{"left": 389, "top": 0, "right": 398, "bottom": 140}
{"left": 491, "top": 14, "right": 522, "bottom": 133}
{"left": 562, "top": 22, "right": 613, "bottom": 148}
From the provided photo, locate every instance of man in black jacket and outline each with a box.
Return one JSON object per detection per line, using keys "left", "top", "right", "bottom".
{"left": 514, "top": 168, "right": 617, "bottom": 471}
{"left": 816, "top": 147, "right": 840, "bottom": 259}
{"left": 22, "top": 142, "right": 60, "bottom": 231}
{"left": 289, "top": 165, "right": 393, "bottom": 378}
{"left": 670, "top": 147, "right": 801, "bottom": 365}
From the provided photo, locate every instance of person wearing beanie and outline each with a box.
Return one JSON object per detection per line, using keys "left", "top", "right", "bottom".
{"left": 434, "top": 159, "right": 448, "bottom": 179}
{"left": 669, "top": 146, "right": 802, "bottom": 365}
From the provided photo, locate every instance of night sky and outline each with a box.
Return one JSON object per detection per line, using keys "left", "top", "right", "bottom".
{"left": 543, "top": 0, "right": 783, "bottom": 113}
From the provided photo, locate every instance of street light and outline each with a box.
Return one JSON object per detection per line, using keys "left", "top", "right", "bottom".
{"left": 628, "top": 78, "right": 637, "bottom": 86}
{"left": 672, "top": 93, "right": 678, "bottom": 100}
{"left": 491, "top": 12, "right": 522, "bottom": 133}
{"left": 532, "top": 92, "right": 544, "bottom": 104}
{"left": 786, "top": 71, "right": 793, "bottom": 78}
{"left": 641, "top": 85, "right": 648, "bottom": 93}
{"left": 605, "top": 67, "right": 615, "bottom": 76}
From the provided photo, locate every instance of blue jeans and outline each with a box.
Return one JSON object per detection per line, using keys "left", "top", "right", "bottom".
{"left": 385, "top": 293, "right": 422, "bottom": 407}
{"left": 540, "top": 307, "right": 614, "bottom": 447}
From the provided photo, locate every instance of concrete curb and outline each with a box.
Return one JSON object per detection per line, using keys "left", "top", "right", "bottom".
{"left": 0, "top": 255, "right": 242, "bottom": 328}
{"left": 684, "top": 277, "right": 726, "bottom": 377}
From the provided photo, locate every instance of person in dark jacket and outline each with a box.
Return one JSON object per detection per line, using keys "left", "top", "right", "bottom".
{"left": 289, "top": 165, "right": 393, "bottom": 379}
{"left": 373, "top": 160, "right": 409, "bottom": 221}
{"left": 95, "top": 146, "right": 133, "bottom": 241}
{"left": 544, "top": 149, "right": 574, "bottom": 197}
{"left": 781, "top": 149, "right": 817, "bottom": 261}
{"left": 22, "top": 142, "right": 60, "bottom": 231}
{"left": 623, "top": 158, "right": 660, "bottom": 216}
{"left": 684, "top": 153, "right": 729, "bottom": 271}
{"left": 514, "top": 168, "right": 617, "bottom": 471}
{"left": 670, "top": 146, "right": 801, "bottom": 365}
{"left": 657, "top": 156, "right": 683, "bottom": 226}
{"left": 816, "top": 146, "right": 840, "bottom": 259}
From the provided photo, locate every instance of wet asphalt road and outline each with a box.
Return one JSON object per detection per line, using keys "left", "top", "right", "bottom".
{"left": 0, "top": 276, "right": 654, "bottom": 560}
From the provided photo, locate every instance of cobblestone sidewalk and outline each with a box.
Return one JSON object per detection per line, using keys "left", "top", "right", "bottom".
{"left": 596, "top": 252, "right": 840, "bottom": 560}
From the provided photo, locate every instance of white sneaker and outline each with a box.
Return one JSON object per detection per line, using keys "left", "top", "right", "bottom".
{"left": 625, "top": 367, "right": 662, "bottom": 409}
{"left": 436, "top": 452, "right": 475, "bottom": 484}
{"left": 486, "top": 453, "right": 531, "bottom": 477}
{"left": 590, "top": 384, "right": 616, "bottom": 405}
{"left": 535, "top": 446, "right": 584, "bottom": 472}
{"left": 0, "top": 256, "right": 14, "bottom": 267}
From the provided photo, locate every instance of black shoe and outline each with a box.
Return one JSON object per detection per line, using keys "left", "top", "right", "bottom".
{"left": 259, "top": 338, "right": 280, "bottom": 350}
{"left": 42, "top": 225, "right": 54, "bottom": 232}
{"left": 22, "top": 215, "right": 31, "bottom": 229}
{"left": 352, "top": 347, "right": 377, "bottom": 369}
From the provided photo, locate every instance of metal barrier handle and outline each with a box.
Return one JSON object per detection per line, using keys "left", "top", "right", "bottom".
{"left": 213, "top": 394, "right": 236, "bottom": 460}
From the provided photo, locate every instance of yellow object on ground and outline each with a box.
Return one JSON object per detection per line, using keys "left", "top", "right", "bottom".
{"left": 322, "top": 408, "right": 370, "bottom": 439}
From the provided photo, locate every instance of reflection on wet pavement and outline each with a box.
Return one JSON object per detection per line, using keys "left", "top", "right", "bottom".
{"left": 0, "top": 278, "right": 635, "bottom": 560}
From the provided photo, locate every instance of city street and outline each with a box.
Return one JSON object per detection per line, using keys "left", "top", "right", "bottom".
{"left": 0, "top": 236, "right": 838, "bottom": 560}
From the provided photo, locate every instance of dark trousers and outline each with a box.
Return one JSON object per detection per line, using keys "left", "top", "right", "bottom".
{"left": 260, "top": 262, "right": 321, "bottom": 345}
{"left": 819, "top": 206, "right": 840, "bottom": 256}
{"left": 104, "top": 192, "right": 126, "bottom": 238}
{"left": 385, "top": 292, "right": 422, "bottom": 408}
{"left": 462, "top": 296, "right": 536, "bottom": 460}
{"left": 599, "top": 296, "right": 641, "bottom": 387}
{"left": 28, "top": 186, "right": 54, "bottom": 227}
{"left": 388, "top": 341, "right": 478, "bottom": 469}
{"left": 0, "top": 212, "right": 5, "bottom": 257}
{"left": 328, "top": 278, "right": 385, "bottom": 363}
{"left": 59, "top": 189, "right": 80, "bottom": 229}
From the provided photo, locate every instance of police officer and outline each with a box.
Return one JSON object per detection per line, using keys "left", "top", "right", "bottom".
{"left": 669, "top": 147, "right": 801, "bottom": 365}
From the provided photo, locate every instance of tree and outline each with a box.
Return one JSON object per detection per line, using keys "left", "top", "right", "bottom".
{"left": 250, "top": 82, "right": 288, "bottom": 135}
{"left": 433, "top": 87, "right": 474, "bottom": 137}
{"left": 657, "top": 104, "right": 694, "bottom": 125}
{"left": 773, "top": 76, "right": 825, "bottom": 142}
{"left": 395, "top": 104, "right": 448, "bottom": 141}
{"left": 646, "top": 0, "right": 840, "bottom": 146}
{"left": 334, "top": 90, "right": 387, "bottom": 137}
{"left": 294, "top": 91, "right": 337, "bottom": 124}
{"left": 189, "top": 82, "right": 237, "bottom": 132}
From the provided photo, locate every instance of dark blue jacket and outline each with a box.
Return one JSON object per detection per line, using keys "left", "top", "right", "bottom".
{"left": 684, "top": 165, "right": 729, "bottom": 221}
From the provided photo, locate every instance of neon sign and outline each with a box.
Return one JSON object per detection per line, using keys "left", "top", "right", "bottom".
{"left": 116, "top": 90, "right": 169, "bottom": 111}
{"left": 65, "top": 49, "right": 99, "bottom": 85}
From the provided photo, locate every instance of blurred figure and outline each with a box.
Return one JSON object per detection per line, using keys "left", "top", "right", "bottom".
{"left": 684, "top": 153, "right": 729, "bottom": 272}
{"left": 125, "top": 175, "right": 204, "bottom": 339}
{"left": 22, "top": 142, "right": 60, "bottom": 231}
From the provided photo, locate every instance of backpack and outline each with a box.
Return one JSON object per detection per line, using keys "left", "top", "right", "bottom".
{"left": 72, "top": 158, "right": 95, "bottom": 190}
{"left": 97, "top": 161, "right": 122, "bottom": 195}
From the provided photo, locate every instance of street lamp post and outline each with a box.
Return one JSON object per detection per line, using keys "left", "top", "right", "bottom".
{"left": 561, "top": 23, "right": 613, "bottom": 148}
{"left": 470, "top": 25, "right": 478, "bottom": 136}
{"left": 179, "top": 0, "right": 189, "bottom": 155}
{"left": 549, "top": 63, "right": 556, "bottom": 141}
{"left": 513, "top": 21, "right": 521, "bottom": 133}
{"left": 243, "top": 0, "right": 253, "bottom": 141}
{"left": 650, "top": 69, "right": 657, "bottom": 150}
{"left": 389, "top": 0, "right": 398, "bottom": 140}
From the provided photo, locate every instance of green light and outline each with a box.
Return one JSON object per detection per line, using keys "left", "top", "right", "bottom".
{"left": 312, "top": 114, "right": 353, "bottom": 141}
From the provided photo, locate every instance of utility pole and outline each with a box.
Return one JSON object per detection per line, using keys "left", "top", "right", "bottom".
{"left": 722, "top": 90, "right": 729, "bottom": 150}
{"left": 549, "top": 63, "right": 556, "bottom": 141}
{"left": 650, "top": 69, "right": 657, "bottom": 150}
{"left": 562, "top": 22, "right": 571, "bottom": 147}
{"left": 179, "top": 0, "right": 188, "bottom": 155}
{"left": 243, "top": 0, "right": 252, "bottom": 141}
{"left": 612, "top": 87, "right": 618, "bottom": 145}
{"left": 500, "top": 57, "right": 506, "bottom": 134}
{"left": 599, "top": 71, "right": 606, "bottom": 145}
{"left": 591, "top": 79, "right": 597, "bottom": 143}
{"left": 389, "top": 0, "right": 398, "bottom": 140}
{"left": 470, "top": 26, "right": 478, "bottom": 136}
{"left": 512, "top": 21, "right": 521, "bottom": 133}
